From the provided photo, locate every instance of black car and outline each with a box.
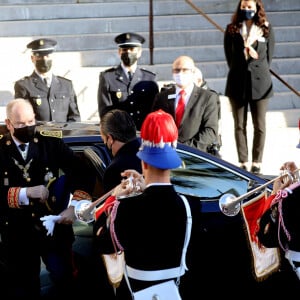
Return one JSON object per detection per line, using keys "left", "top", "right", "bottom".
{"left": 2, "top": 122, "right": 298, "bottom": 297}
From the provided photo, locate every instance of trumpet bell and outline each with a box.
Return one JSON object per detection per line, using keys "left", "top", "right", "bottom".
{"left": 74, "top": 200, "right": 96, "bottom": 223}
{"left": 219, "top": 193, "right": 241, "bottom": 216}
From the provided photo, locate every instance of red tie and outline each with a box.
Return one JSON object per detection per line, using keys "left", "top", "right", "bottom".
{"left": 175, "top": 90, "right": 186, "bottom": 128}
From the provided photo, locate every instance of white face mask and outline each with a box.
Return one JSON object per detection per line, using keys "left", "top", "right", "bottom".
{"left": 173, "top": 73, "right": 193, "bottom": 88}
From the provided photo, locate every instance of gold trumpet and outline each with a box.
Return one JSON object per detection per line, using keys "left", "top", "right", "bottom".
{"left": 219, "top": 168, "right": 300, "bottom": 217}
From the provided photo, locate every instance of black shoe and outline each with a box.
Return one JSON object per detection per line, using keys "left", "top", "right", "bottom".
{"left": 250, "top": 166, "right": 261, "bottom": 174}
{"left": 240, "top": 164, "right": 248, "bottom": 171}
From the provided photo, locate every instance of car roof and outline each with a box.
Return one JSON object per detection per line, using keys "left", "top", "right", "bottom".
{"left": 0, "top": 121, "right": 101, "bottom": 138}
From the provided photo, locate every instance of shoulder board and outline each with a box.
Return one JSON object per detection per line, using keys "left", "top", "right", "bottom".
{"left": 140, "top": 68, "right": 156, "bottom": 76}
{"left": 17, "top": 76, "right": 30, "bottom": 81}
{"left": 102, "top": 66, "right": 117, "bottom": 73}
{"left": 57, "top": 76, "right": 71, "bottom": 82}
{"left": 39, "top": 130, "right": 62, "bottom": 139}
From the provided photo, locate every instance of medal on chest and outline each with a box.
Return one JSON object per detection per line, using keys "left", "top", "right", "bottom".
{"left": 35, "top": 95, "right": 42, "bottom": 106}
{"left": 13, "top": 158, "right": 33, "bottom": 182}
{"left": 116, "top": 90, "right": 122, "bottom": 100}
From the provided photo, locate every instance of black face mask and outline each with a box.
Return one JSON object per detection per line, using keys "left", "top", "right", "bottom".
{"left": 35, "top": 59, "right": 52, "bottom": 73}
{"left": 240, "top": 9, "right": 256, "bottom": 20}
{"left": 121, "top": 52, "right": 138, "bottom": 67}
{"left": 13, "top": 125, "right": 36, "bottom": 143}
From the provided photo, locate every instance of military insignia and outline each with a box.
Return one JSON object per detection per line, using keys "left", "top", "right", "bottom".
{"left": 36, "top": 97, "right": 42, "bottom": 106}
{"left": 40, "top": 39, "right": 44, "bottom": 46}
{"left": 116, "top": 91, "right": 122, "bottom": 99}
{"left": 13, "top": 158, "right": 33, "bottom": 182}
{"left": 40, "top": 130, "right": 62, "bottom": 138}
{"left": 44, "top": 169, "right": 54, "bottom": 183}
{"left": 4, "top": 171, "right": 8, "bottom": 186}
{"left": 0, "top": 135, "right": 3, "bottom": 140}
{"left": 126, "top": 33, "right": 130, "bottom": 40}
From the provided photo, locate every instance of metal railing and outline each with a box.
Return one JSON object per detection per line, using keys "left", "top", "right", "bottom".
{"left": 185, "top": 0, "right": 299, "bottom": 97}
{"left": 148, "top": 0, "right": 299, "bottom": 97}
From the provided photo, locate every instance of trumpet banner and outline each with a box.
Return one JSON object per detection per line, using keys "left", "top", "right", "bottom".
{"left": 241, "top": 191, "right": 280, "bottom": 281}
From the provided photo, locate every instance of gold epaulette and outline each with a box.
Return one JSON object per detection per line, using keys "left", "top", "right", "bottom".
{"left": 39, "top": 130, "right": 63, "bottom": 138}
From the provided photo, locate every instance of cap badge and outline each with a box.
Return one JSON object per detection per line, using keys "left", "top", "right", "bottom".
{"left": 40, "top": 40, "right": 44, "bottom": 46}
{"left": 126, "top": 33, "right": 130, "bottom": 40}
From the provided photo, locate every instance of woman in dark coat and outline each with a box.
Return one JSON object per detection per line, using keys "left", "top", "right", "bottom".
{"left": 224, "top": 0, "right": 275, "bottom": 174}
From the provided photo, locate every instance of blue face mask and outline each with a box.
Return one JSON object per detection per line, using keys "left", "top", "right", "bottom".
{"left": 241, "top": 9, "right": 255, "bottom": 20}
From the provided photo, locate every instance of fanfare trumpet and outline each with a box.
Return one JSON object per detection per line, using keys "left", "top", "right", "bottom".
{"left": 74, "top": 174, "right": 142, "bottom": 223}
{"left": 74, "top": 189, "right": 114, "bottom": 223}
{"left": 219, "top": 168, "right": 300, "bottom": 217}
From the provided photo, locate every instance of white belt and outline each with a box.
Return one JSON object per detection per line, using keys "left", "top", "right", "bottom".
{"left": 285, "top": 250, "right": 300, "bottom": 262}
{"left": 126, "top": 265, "right": 185, "bottom": 281}
{"left": 285, "top": 250, "right": 300, "bottom": 280}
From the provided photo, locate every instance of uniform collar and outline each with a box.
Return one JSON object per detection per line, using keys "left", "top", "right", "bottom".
{"left": 121, "top": 63, "right": 137, "bottom": 74}
{"left": 34, "top": 70, "right": 53, "bottom": 82}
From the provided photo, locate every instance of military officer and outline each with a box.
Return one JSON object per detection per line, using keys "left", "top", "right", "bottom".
{"left": 14, "top": 38, "right": 81, "bottom": 123}
{"left": 97, "top": 32, "right": 159, "bottom": 130}
{"left": 0, "top": 98, "right": 94, "bottom": 298}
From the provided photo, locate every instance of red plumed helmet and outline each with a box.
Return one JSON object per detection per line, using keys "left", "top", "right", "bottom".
{"left": 137, "top": 109, "right": 182, "bottom": 169}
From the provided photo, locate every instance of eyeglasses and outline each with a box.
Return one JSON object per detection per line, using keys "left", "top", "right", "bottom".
{"left": 172, "top": 68, "right": 193, "bottom": 74}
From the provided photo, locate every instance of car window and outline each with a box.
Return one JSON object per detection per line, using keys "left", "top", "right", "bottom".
{"left": 171, "top": 150, "right": 249, "bottom": 205}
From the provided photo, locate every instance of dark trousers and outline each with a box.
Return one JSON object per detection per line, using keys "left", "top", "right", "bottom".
{"left": 230, "top": 97, "right": 269, "bottom": 163}
{"left": 2, "top": 225, "right": 76, "bottom": 299}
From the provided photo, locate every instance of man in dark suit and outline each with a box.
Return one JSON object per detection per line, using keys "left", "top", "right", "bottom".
{"left": 76, "top": 110, "right": 142, "bottom": 299}
{"left": 0, "top": 98, "right": 93, "bottom": 298}
{"left": 99, "top": 109, "right": 142, "bottom": 193}
{"left": 97, "top": 32, "right": 159, "bottom": 130}
{"left": 14, "top": 38, "right": 81, "bottom": 123}
{"left": 152, "top": 55, "right": 219, "bottom": 153}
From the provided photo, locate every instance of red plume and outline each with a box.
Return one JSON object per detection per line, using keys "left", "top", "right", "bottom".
{"left": 140, "top": 109, "right": 178, "bottom": 144}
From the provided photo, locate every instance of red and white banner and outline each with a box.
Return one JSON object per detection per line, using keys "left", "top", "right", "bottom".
{"left": 241, "top": 191, "right": 280, "bottom": 281}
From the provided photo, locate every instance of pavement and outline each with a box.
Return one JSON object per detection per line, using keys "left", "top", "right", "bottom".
{"left": 219, "top": 96, "right": 300, "bottom": 177}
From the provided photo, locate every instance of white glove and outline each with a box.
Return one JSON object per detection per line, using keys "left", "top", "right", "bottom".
{"left": 40, "top": 215, "right": 62, "bottom": 236}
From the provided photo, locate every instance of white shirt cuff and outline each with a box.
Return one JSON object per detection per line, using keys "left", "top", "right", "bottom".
{"left": 19, "top": 188, "right": 29, "bottom": 205}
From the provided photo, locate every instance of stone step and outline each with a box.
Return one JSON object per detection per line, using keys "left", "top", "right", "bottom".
{"left": 0, "top": 0, "right": 298, "bottom": 120}
{"left": 1, "top": 0, "right": 300, "bottom": 20}
{"left": 1, "top": 11, "right": 299, "bottom": 37}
